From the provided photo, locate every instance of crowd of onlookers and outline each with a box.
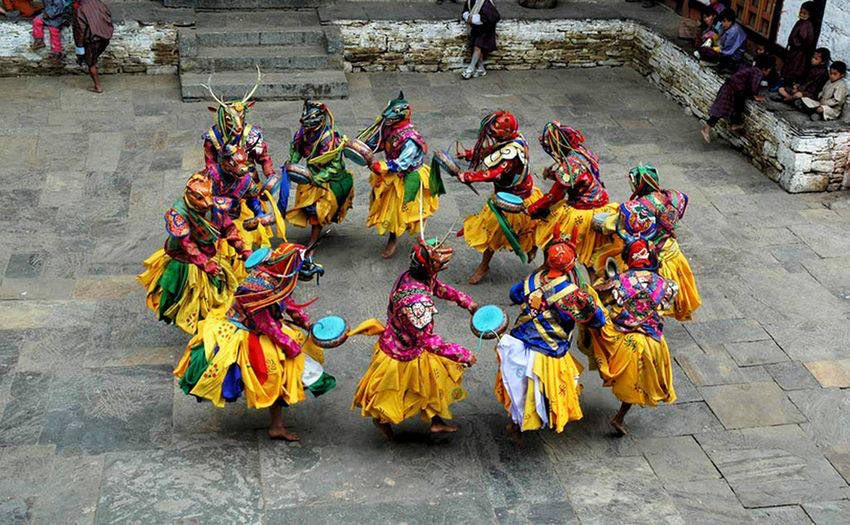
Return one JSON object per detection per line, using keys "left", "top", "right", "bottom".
{"left": 2, "top": 0, "right": 113, "bottom": 93}
{"left": 697, "top": 1, "right": 847, "bottom": 142}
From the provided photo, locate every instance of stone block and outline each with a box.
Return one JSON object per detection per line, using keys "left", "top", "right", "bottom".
{"left": 803, "top": 500, "right": 850, "bottom": 525}
{"left": 750, "top": 506, "right": 813, "bottom": 524}
{"left": 677, "top": 353, "right": 769, "bottom": 387}
{"left": 638, "top": 435, "right": 719, "bottom": 483}
{"left": 701, "top": 381, "right": 806, "bottom": 430}
{"left": 723, "top": 340, "right": 788, "bottom": 366}
{"left": 804, "top": 359, "right": 850, "bottom": 388}
{"left": 765, "top": 361, "right": 820, "bottom": 391}
{"left": 666, "top": 479, "right": 753, "bottom": 524}
{"left": 825, "top": 445, "right": 850, "bottom": 485}
{"left": 788, "top": 389, "right": 850, "bottom": 448}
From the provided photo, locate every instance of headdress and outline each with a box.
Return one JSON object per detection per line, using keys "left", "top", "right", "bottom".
{"left": 628, "top": 164, "right": 661, "bottom": 199}
{"left": 470, "top": 110, "right": 519, "bottom": 166}
{"left": 622, "top": 238, "right": 659, "bottom": 271}
{"left": 218, "top": 143, "right": 251, "bottom": 177}
{"left": 235, "top": 243, "right": 321, "bottom": 313}
{"left": 184, "top": 172, "right": 213, "bottom": 211}
{"left": 300, "top": 100, "right": 332, "bottom": 131}
{"left": 203, "top": 66, "right": 262, "bottom": 145}
{"left": 410, "top": 237, "right": 453, "bottom": 277}
{"left": 356, "top": 91, "right": 411, "bottom": 147}
{"left": 544, "top": 223, "right": 579, "bottom": 278}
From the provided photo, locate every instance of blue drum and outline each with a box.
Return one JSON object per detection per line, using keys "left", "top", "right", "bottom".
{"left": 244, "top": 246, "right": 271, "bottom": 269}
{"left": 310, "top": 315, "right": 349, "bottom": 348}
{"left": 470, "top": 305, "right": 508, "bottom": 340}
{"left": 492, "top": 192, "right": 524, "bottom": 213}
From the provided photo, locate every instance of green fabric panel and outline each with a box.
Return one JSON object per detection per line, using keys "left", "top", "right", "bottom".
{"left": 179, "top": 343, "right": 209, "bottom": 395}
{"left": 429, "top": 161, "right": 446, "bottom": 197}
{"left": 158, "top": 258, "right": 188, "bottom": 321}
{"left": 487, "top": 200, "right": 528, "bottom": 264}
{"left": 402, "top": 169, "right": 422, "bottom": 204}
{"left": 327, "top": 171, "right": 354, "bottom": 207}
{"left": 306, "top": 372, "right": 337, "bottom": 397}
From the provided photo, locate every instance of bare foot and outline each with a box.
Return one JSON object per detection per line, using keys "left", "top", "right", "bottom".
{"left": 268, "top": 425, "right": 300, "bottom": 441}
{"left": 430, "top": 417, "right": 459, "bottom": 433}
{"left": 610, "top": 418, "right": 629, "bottom": 437}
{"left": 373, "top": 419, "right": 394, "bottom": 441}
{"left": 380, "top": 238, "right": 398, "bottom": 259}
{"left": 729, "top": 124, "right": 744, "bottom": 134}
{"left": 700, "top": 124, "right": 712, "bottom": 143}
{"left": 89, "top": 86, "right": 103, "bottom": 94}
{"left": 468, "top": 265, "right": 489, "bottom": 285}
{"left": 506, "top": 422, "right": 523, "bottom": 444}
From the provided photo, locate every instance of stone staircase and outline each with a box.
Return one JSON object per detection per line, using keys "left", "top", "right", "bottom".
{"left": 177, "top": 9, "right": 348, "bottom": 101}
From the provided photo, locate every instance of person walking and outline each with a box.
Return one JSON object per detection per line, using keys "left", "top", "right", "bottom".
{"left": 72, "top": 0, "right": 113, "bottom": 93}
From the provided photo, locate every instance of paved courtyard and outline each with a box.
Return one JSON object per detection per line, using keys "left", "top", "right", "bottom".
{"left": 1, "top": 67, "right": 850, "bottom": 524}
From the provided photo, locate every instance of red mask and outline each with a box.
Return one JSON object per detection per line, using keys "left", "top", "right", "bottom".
{"left": 623, "top": 238, "right": 657, "bottom": 269}
{"left": 545, "top": 225, "right": 579, "bottom": 277}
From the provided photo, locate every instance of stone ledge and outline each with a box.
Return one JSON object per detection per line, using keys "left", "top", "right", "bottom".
{"left": 329, "top": 15, "right": 849, "bottom": 193}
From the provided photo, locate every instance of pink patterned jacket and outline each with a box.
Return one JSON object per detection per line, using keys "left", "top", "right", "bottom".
{"left": 378, "top": 271, "right": 475, "bottom": 363}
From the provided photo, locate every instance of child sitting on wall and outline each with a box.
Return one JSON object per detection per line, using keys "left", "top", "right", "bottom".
{"left": 701, "top": 55, "right": 774, "bottom": 143}
{"left": 697, "top": 9, "right": 747, "bottom": 73}
{"left": 772, "top": 48, "right": 830, "bottom": 104}
{"left": 795, "top": 61, "right": 848, "bottom": 121}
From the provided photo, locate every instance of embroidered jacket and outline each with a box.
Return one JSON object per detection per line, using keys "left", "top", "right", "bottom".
{"left": 527, "top": 148, "right": 609, "bottom": 214}
{"left": 458, "top": 136, "right": 534, "bottom": 198}
{"left": 616, "top": 190, "right": 688, "bottom": 247}
{"left": 163, "top": 197, "right": 245, "bottom": 268}
{"left": 366, "top": 121, "right": 428, "bottom": 175}
{"left": 609, "top": 269, "right": 677, "bottom": 341}
{"left": 509, "top": 270, "right": 605, "bottom": 357}
{"left": 203, "top": 124, "right": 275, "bottom": 178}
{"left": 378, "top": 271, "right": 476, "bottom": 363}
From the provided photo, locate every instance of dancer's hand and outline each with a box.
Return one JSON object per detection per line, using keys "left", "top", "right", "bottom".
{"left": 203, "top": 260, "right": 221, "bottom": 276}
{"left": 465, "top": 354, "right": 477, "bottom": 367}
{"left": 240, "top": 249, "right": 252, "bottom": 261}
{"left": 467, "top": 302, "right": 479, "bottom": 315}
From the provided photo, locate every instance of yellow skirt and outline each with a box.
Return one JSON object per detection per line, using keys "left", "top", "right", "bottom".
{"left": 174, "top": 315, "right": 308, "bottom": 409}
{"left": 463, "top": 188, "right": 543, "bottom": 254}
{"left": 286, "top": 183, "right": 354, "bottom": 228}
{"left": 658, "top": 239, "right": 701, "bottom": 321}
{"left": 137, "top": 249, "right": 238, "bottom": 335}
{"left": 366, "top": 167, "right": 439, "bottom": 237}
{"left": 494, "top": 334, "right": 584, "bottom": 433}
{"left": 590, "top": 321, "right": 676, "bottom": 407}
{"left": 352, "top": 344, "right": 467, "bottom": 425}
{"left": 535, "top": 202, "right": 619, "bottom": 266}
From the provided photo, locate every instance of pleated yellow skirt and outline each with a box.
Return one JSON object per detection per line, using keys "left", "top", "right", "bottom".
{"left": 286, "top": 183, "right": 354, "bottom": 228}
{"left": 590, "top": 321, "right": 676, "bottom": 407}
{"left": 494, "top": 335, "right": 584, "bottom": 433}
{"left": 366, "top": 167, "right": 439, "bottom": 237}
{"left": 352, "top": 344, "right": 467, "bottom": 425}
{"left": 174, "top": 315, "right": 307, "bottom": 409}
{"left": 535, "top": 202, "right": 619, "bottom": 266}
{"left": 137, "top": 249, "right": 238, "bottom": 335}
{"left": 463, "top": 188, "right": 543, "bottom": 254}
{"left": 658, "top": 239, "right": 701, "bottom": 321}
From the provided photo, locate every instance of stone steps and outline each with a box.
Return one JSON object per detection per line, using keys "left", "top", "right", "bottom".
{"left": 177, "top": 9, "right": 347, "bottom": 100}
{"left": 180, "top": 70, "right": 348, "bottom": 100}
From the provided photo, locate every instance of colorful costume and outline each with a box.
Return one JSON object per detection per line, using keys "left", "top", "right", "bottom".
{"left": 458, "top": 111, "right": 542, "bottom": 256}
{"left": 591, "top": 239, "right": 678, "bottom": 407}
{"left": 353, "top": 239, "right": 477, "bottom": 427}
{"left": 174, "top": 243, "right": 334, "bottom": 412}
{"left": 593, "top": 165, "right": 700, "bottom": 321}
{"left": 285, "top": 101, "right": 354, "bottom": 228}
{"left": 138, "top": 173, "right": 248, "bottom": 335}
{"left": 360, "top": 92, "right": 442, "bottom": 238}
{"left": 495, "top": 229, "right": 605, "bottom": 433}
{"left": 528, "top": 121, "right": 618, "bottom": 266}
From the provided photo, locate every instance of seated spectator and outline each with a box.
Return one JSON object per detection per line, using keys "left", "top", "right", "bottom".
{"left": 694, "top": 7, "right": 720, "bottom": 50}
{"left": 701, "top": 55, "right": 774, "bottom": 142}
{"left": 772, "top": 48, "right": 830, "bottom": 103}
{"left": 461, "top": 0, "right": 499, "bottom": 80}
{"left": 708, "top": 0, "right": 729, "bottom": 15}
{"left": 780, "top": 1, "right": 817, "bottom": 89}
{"left": 795, "top": 61, "right": 848, "bottom": 121}
{"left": 2, "top": 0, "right": 41, "bottom": 18}
{"left": 31, "top": 0, "right": 71, "bottom": 59}
{"left": 698, "top": 10, "right": 747, "bottom": 73}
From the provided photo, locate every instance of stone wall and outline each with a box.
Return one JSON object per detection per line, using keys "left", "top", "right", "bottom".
{"left": 0, "top": 20, "right": 177, "bottom": 76}
{"left": 333, "top": 17, "right": 849, "bottom": 192}
{"left": 338, "top": 19, "right": 632, "bottom": 73}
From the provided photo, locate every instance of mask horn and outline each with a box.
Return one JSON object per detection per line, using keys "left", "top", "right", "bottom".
{"left": 242, "top": 65, "right": 262, "bottom": 103}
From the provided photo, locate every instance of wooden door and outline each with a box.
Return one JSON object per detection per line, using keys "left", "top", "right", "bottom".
{"left": 729, "top": 0, "right": 782, "bottom": 39}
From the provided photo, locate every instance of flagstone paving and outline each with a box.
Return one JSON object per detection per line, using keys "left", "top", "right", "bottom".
{"left": 1, "top": 67, "right": 849, "bottom": 524}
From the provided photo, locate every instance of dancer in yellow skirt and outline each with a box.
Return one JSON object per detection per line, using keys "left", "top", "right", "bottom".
{"left": 495, "top": 227, "right": 606, "bottom": 436}
{"left": 353, "top": 238, "right": 479, "bottom": 439}
{"left": 358, "top": 92, "right": 442, "bottom": 258}
{"left": 591, "top": 165, "right": 700, "bottom": 321}
{"left": 174, "top": 242, "right": 335, "bottom": 441}
{"left": 455, "top": 110, "right": 541, "bottom": 284}
{"left": 285, "top": 101, "right": 354, "bottom": 247}
{"left": 138, "top": 172, "right": 249, "bottom": 334}
{"left": 527, "top": 121, "right": 618, "bottom": 267}
{"left": 590, "top": 238, "right": 678, "bottom": 435}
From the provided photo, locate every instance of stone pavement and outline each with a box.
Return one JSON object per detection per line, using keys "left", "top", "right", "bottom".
{"left": 1, "top": 67, "right": 850, "bottom": 524}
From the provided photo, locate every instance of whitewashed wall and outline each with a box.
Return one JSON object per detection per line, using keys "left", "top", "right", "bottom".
{"left": 777, "top": 0, "right": 850, "bottom": 62}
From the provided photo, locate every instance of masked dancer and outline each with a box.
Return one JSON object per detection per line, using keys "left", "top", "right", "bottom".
{"left": 358, "top": 92, "right": 443, "bottom": 258}
{"left": 286, "top": 101, "right": 355, "bottom": 246}
{"left": 352, "top": 238, "right": 479, "bottom": 440}
{"left": 456, "top": 110, "right": 542, "bottom": 284}
{"left": 138, "top": 172, "right": 249, "bottom": 334}
{"left": 590, "top": 238, "right": 678, "bottom": 435}
{"left": 174, "top": 243, "right": 334, "bottom": 441}
{"left": 528, "top": 121, "right": 618, "bottom": 267}
{"left": 496, "top": 226, "right": 606, "bottom": 436}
